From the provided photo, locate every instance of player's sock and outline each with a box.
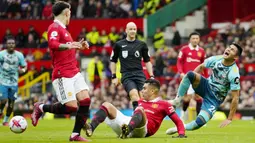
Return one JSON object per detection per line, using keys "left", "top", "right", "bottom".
{"left": 72, "top": 98, "right": 90, "bottom": 134}
{"left": 6, "top": 99, "right": 14, "bottom": 117}
{"left": 177, "top": 71, "right": 195, "bottom": 97}
{"left": 43, "top": 102, "right": 77, "bottom": 114}
{"left": 184, "top": 121, "right": 199, "bottom": 130}
{"left": 3, "top": 115, "right": 9, "bottom": 123}
{"left": 196, "top": 99, "right": 202, "bottom": 115}
{"left": 71, "top": 133, "right": 79, "bottom": 138}
{"left": 132, "top": 101, "right": 138, "bottom": 110}
{"left": 127, "top": 109, "right": 143, "bottom": 133}
{"left": 182, "top": 101, "right": 189, "bottom": 112}
{"left": 90, "top": 105, "right": 109, "bottom": 131}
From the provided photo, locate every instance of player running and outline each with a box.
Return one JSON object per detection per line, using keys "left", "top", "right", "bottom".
{"left": 84, "top": 79, "right": 186, "bottom": 138}
{"left": 0, "top": 37, "right": 27, "bottom": 126}
{"left": 175, "top": 32, "right": 206, "bottom": 120}
{"left": 167, "top": 43, "right": 242, "bottom": 135}
{"left": 31, "top": 1, "right": 90, "bottom": 141}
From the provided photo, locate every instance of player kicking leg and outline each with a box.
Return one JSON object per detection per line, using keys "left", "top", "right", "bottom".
{"left": 167, "top": 71, "right": 218, "bottom": 135}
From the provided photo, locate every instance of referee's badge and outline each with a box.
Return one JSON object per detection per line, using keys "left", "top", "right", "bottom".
{"left": 135, "top": 51, "right": 140, "bottom": 57}
{"left": 122, "top": 51, "right": 128, "bottom": 58}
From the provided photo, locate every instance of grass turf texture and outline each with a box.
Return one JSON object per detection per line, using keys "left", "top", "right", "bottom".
{"left": 1, "top": 119, "right": 255, "bottom": 143}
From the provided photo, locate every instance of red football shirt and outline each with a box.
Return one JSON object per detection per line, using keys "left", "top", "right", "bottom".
{"left": 47, "top": 20, "right": 79, "bottom": 81}
{"left": 138, "top": 98, "right": 185, "bottom": 136}
{"left": 177, "top": 43, "right": 206, "bottom": 74}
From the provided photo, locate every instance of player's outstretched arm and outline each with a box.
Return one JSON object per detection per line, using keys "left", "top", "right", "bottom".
{"left": 145, "top": 62, "right": 154, "bottom": 78}
{"left": 168, "top": 112, "right": 187, "bottom": 138}
{"left": 110, "top": 62, "right": 119, "bottom": 86}
{"left": 219, "top": 90, "right": 239, "bottom": 128}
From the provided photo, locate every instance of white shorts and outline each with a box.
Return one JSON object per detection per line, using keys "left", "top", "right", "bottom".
{"left": 104, "top": 110, "right": 147, "bottom": 138}
{"left": 52, "top": 72, "right": 89, "bottom": 104}
{"left": 187, "top": 85, "right": 195, "bottom": 95}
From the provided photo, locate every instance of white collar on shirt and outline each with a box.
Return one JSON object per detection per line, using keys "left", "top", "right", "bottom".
{"left": 143, "top": 97, "right": 161, "bottom": 102}
{"left": 54, "top": 19, "right": 66, "bottom": 28}
{"left": 188, "top": 43, "right": 199, "bottom": 51}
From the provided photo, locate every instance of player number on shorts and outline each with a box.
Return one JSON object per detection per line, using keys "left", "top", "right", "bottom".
{"left": 208, "top": 105, "right": 216, "bottom": 114}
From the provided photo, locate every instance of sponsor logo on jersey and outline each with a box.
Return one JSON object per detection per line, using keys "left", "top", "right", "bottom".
{"left": 122, "top": 51, "right": 128, "bottom": 58}
{"left": 188, "top": 52, "right": 192, "bottom": 56}
{"left": 122, "top": 45, "right": 127, "bottom": 48}
{"left": 186, "top": 57, "right": 200, "bottom": 62}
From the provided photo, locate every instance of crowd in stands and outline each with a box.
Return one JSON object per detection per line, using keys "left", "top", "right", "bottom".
{"left": 0, "top": 0, "right": 174, "bottom": 20}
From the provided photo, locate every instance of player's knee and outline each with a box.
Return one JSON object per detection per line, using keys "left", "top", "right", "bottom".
{"left": 79, "top": 97, "right": 91, "bottom": 106}
{"left": 102, "top": 102, "right": 113, "bottom": 110}
{"left": 65, "top": 101, "right": 78, "bottom": 113}
{"left": 195, "top": 115, "right": 206, "bottom": 127}
{"left": 186, "top": 71, "right": 195, "bottom": 82}
{"left": 135, "top": 106, "right": 144, "bottom": 112}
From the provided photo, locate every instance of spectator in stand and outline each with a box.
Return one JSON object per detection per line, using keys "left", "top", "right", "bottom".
{"left": 99, "top": 30, "right": 109, "bottom": 46}
{"left": 120, "top": 0, "right": 131, "bottom": 14}
{"left": 171, "top": 26, "right": 181, "bottom": 46}
{"left": 16, "top": 28, "right": 25, "bottom": 48}
{"left": 77, "top": 27, "right": 87, "bottom": 41}
{"left": 33, "top": 49, "right": 43, "bottom": 61}
{"left": 42, "top": 0, "right": 52, "bottom": 19}
{"left": 27, "top": 25, "right": 40, "bottom": 44}
{"left": 39, "top": 37, "right": 48, "bottom": 48}
{"left": 108, "top": 26, "right": 119, "bottom": 45}
{"left": 6, "top": 0, "right": 22, "bottom": 19}
{"left": 85, "top": 0, "right": 96, "bottom": 18}
{"left": 76, "top": 0, "right": 85, "bottom": 18}
{"left": 25, "top": 50, "right": 35, "bottom": 62}
{"left": 87, "top": 54, "right": 104, "bottom": 90}
{"left": 31, "top": 1, "right": 43, "bottom": 19}
{"left": 239, "top": 63, "right": 246, "bottom": 76}
{"left": 154, "top": 51, "right": 165, "bottom": 77}
{"left": 153, "top": 28, "right": 165, "bottom": 51}
{"left": 0, "top": 0, "right": 8, "bottom": 19}
{"left": 86, "top": 26, "right": 99, "bottom": 46}
{"left": 119, "top": 27, "right": 126, "bottom": 40}
{"left": 247, "top": 66, "right": 255, "bottom": 76}
{"left": 2, "top": 28, "right": 13, "bottom": 44}
{"left": 136, "top": 3, "right": 145, "bottom": 18}
{"left": 95, "top": 1, "right": 103, "bottom": 18}
{"left": 25, "top": 34, "right": 38, "bottom": 48}
{"left": 204, "top": 36, "right": 215, "bottom": 48}
{"left": 42, "top": 48, "right": 51, "bottom": 60}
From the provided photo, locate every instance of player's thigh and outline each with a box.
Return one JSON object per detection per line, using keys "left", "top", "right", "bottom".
{"left": 123, "top": 79, "right": 138, "bottom": 95}
{"left": 104, "top": 110, "right": 131, "bottom": 136}
{"left": 8, "top": 85, "right": 18, "bottom": 100}
{"left": 52, "top": 77, "right": 76, "bottom": 104}
{"left": 193, "top": 75, "right": 209, "bottom": 98}
{"left": 200, "top": 98, "right": 218, "bottom": 119}
{"left": 0, "top": 85, "right": 9, "bottom": 100}
{"left": 133, "top": 73, "right": 146, "bottom": 92}
{"left": 73, "top": 72, "right": 90, "bottom": 100}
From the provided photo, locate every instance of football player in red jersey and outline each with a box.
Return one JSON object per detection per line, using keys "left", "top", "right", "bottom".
{"left": 172, "top": 32, "right": 206, "bottom": 120}
{"left": 31, "top": 1, "right": 90, "bottom": 141}
{"left": 84, "top": 79, "right": 186, "bottom": 138}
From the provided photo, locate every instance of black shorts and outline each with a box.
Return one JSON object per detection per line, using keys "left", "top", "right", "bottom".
{"left": 121, "top": 70, "right": 146, "bottom": 94}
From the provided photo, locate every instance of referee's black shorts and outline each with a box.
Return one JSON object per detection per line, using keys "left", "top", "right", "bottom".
{"left": 121, "top": 70, "right": 146, "bottom": 94}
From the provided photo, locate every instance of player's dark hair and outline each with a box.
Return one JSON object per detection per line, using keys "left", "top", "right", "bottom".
{"left": 145, "top": 79, "right": 160, "bottom": 91}
{"left": 189, "top": 32, "right": 200, "bottom": 39}
{"left": 52, "top": 1, "right": 70, "bottom": 17}
{"left": 6, "top": 36, "right": 15, "bottom": 42}
{"left": 231, "top": 43, "right": 242, "bottom": 56}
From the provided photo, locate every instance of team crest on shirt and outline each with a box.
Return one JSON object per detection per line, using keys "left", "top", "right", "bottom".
{"left": 68, "top": 92, "right": 72, "bottom": 97}
{"left": 197, "top": 52, "right": 202, "bottom": 57}
{"left": 152, "top": 103, "right": 158, "bottom": 108}
{"left": 234, "top": 77, "right": 240, "bottom": 84}
{"left": 122, "top": 51, "right": 128, "bottom": 58}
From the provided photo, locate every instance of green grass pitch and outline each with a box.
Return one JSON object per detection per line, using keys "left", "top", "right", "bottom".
{"left": 1, "top": 119, "right": 255, "bottom": 143}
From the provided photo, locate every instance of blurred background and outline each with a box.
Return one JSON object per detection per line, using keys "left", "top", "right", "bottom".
{"left": 0, "top": 0, "right": 254, "bottom": 120}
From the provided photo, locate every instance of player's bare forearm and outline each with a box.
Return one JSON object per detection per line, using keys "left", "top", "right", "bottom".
{"left": 194, "top": 63, "right": 205, "bottom": 74}
{"left": 58, "top": 44, "right": 70, "bottom": 50}
{"left": 19, "top": 66, "right": 27, "bottom": 74}
{"left": 228, "top": 90, "right": 239, "bottom": 120}
{"left": 110, "top": 62, "right": 117, "bottom": 74}
{"left": 145, "top": 62, "right": 154, "bottom": 77}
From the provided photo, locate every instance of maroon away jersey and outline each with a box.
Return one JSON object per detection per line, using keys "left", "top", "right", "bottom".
{"left": 138, "top": 98, "right": 175, "bottom": 136}
{"left": 47, "top": 20, "right": 79, "bottom": 81}
{"left": 177, "top": 44, "right": 206, "bottom": 74}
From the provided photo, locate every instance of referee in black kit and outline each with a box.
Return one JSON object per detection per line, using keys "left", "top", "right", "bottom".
{"left": 110, "top": 22, "right": 154, "bottom": 110}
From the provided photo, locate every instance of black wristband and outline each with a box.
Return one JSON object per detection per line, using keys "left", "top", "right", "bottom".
{"left": 111, "top": 74, "right": 116, "bottom": 79}
{"left": 150, "top": 75, "right": 154, "bottom": 78}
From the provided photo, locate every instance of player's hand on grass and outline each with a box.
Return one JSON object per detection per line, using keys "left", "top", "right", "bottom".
{"left": 219, "top": 119, "right": 232, "bottom": 128}
{"left": 172, "top": 134, "right": 187, "bottom": 138}
{"left": 79, "top": 38, "right": 89, "bottom": 50}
